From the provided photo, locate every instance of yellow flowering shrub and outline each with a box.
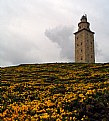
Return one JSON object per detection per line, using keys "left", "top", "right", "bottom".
{"left": 1, "top": 63, "right": 109, "bottom": 120}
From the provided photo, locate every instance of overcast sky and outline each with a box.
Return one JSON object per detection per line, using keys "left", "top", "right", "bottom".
{"left": 0, "top": 0, "right": 109, "bottom": 67}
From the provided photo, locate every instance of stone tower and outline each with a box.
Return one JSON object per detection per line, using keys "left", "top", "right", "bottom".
{"left": 74, "top": 15, "right": 95, "bottom": 63}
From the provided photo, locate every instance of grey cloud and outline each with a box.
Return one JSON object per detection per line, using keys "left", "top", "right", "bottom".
{"left": 95, "top": 42, "right": 102, "bottom": 57}
{"left": 45, "top": 26, "right": 74, "bottom": 62}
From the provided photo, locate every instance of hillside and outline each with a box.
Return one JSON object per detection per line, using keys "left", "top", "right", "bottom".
{"left": 1, "top": 63, "right": 109, "bottom": 121}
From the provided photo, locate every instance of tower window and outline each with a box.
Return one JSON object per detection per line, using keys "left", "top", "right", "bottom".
{"left": 81, "top": 49, "right": 82, "bottom": 52}
{"left": 77, "top": 44, "right": 79, "bottom": 46}
{"left": 91, "top": 56, "right": 92, "bottom": 58}
{"left": 81, "top": 42, "right": 82, "bottom": 45}
{"left": 81, "top": 57, "right": 83, "bottom": 60}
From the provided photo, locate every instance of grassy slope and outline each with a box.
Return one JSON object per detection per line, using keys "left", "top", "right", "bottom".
{"left": 0, "top": 63, "right": 109, "bottom": 121}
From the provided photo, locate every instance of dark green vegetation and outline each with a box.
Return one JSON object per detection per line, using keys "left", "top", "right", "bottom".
{"left": 0, "top": 63, "right": 109, "bottom": 121}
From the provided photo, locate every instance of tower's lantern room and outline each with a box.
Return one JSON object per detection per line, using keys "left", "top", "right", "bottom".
{"left": 81, "top": 15, "right": 87, "bottom": 22}
{"left": 78, "top": 15, "right": 90, "bottom": 31}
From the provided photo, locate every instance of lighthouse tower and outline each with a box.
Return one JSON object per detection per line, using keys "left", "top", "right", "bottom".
{"left": 74, "top": 15, "right": 95, "bottom": 63}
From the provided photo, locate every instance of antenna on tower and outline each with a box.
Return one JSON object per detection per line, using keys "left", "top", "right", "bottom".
{"left": 84, "top": 12, "right": 87, "bottom": 17}
{"left": 85, "top": 14, "right": 87, "bottom": 18}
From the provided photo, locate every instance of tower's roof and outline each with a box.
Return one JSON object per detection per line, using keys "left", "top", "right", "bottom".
{"left": 74, "top": 28, "right": 95, "bottom": 34}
